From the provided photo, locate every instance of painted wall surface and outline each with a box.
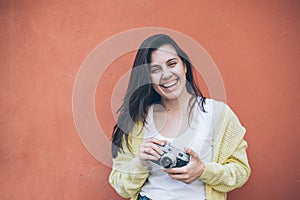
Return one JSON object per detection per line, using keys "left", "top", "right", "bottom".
{"left": 1, "top": 0, "right": 299, "bottom": 199}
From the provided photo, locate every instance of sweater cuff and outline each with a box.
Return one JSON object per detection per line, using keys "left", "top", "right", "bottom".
{"left": 199, "top": 162, "right": 221, "bottom": 182}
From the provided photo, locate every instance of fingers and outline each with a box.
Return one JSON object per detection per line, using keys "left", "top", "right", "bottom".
{"left": 163, "top": 147, "right": 204, "bottom": 184}
{"left": 163, "top": 166, "right": 187, "bottom": 174}
{"left": 166, "top": 173, "right": 192, "bottom": 184}
{"left": 163, "top": 165, "right": 200, "bottom": 184}
{"left": 163, "top": 167, "right": 193, "bottom": 183}
{"left": 145, "top": 138, "right": 165, "bottom": 147}
{"left": 143, "top": 138, "right": 165, "bottom": 157}
{"left": 139, "top": 138, "right": 166, "bottom": 162}
{"left": 184, "top": 147, "right": 199, "bottom": 160}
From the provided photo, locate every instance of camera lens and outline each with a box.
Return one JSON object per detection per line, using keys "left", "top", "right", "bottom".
{"left": 160, "top": 153, "right": 176, "bottom": 169}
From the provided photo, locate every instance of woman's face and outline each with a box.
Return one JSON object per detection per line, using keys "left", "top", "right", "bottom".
{"left": 149, "top": 44, "right": 187, "bottom": 101}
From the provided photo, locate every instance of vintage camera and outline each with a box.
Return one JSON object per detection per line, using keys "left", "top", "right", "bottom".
{"left": 149, "top": 142, "right": 190, "bottom": 169}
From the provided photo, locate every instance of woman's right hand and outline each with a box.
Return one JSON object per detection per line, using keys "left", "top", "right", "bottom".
{"left": 138, "top": 138, "right": 166, "bottom": 167}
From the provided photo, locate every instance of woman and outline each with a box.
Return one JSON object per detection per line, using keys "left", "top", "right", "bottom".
{"left": 109, "top": 34, "right": 250, "bottom": 200}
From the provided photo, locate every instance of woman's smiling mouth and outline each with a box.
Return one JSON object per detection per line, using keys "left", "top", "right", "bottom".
{"left": 159, "top": 78, "right": 179, "bottom": 88}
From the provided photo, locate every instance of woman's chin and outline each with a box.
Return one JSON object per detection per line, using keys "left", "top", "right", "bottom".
{"left": 159, "top": 90, "right": 184, "bottom": 101}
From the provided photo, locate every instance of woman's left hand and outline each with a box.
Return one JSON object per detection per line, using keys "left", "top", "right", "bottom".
{"left": 163, "top": 147, "right": 205, "bottom": 184}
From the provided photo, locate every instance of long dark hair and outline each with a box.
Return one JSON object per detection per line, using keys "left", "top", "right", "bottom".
{"left": 111, "top": 34, "right": 206, "bottom": 158}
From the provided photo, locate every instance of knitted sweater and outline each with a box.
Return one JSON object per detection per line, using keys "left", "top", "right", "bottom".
{"left": 109, "top": 101, "right": 251, "bottom": 200}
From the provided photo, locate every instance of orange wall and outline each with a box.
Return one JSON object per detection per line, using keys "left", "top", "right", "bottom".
{"left": 1, "top": 1, "right": 299, "bottom": 199}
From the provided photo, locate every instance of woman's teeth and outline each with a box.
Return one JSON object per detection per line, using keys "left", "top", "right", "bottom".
{"left": 160, "top": 79, "right": 178, "bottom": 88}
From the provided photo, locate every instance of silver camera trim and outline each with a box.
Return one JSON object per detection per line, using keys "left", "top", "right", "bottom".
{"left": 151, "top": 142, "right": 190, "bottom": 169}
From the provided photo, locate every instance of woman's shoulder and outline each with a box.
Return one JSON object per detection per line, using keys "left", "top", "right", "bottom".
{"left": 204, "top": 97, "right": 225, "bottom": 105}
{"left": 197, "top": 97, "right": 242, "bottom": 123}
{"left": 197, "top": 97, "right": 227, "bottom": 112}
{"left": 202, "top": 98, "right": 244, "bottom": 127}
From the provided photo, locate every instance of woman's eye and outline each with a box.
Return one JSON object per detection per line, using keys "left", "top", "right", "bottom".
{"left": 169, "top": 62, "right": 177, "bottom": 67}
{"left": 150, "top": 67, "right": 160, "bottom": 73}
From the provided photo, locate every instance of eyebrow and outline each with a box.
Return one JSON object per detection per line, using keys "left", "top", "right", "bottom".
{"left": 150, "top": 58, "right": 178, "bottom": 68}
{"left": 166, "top": 58, "right": 178, "bottom": 63}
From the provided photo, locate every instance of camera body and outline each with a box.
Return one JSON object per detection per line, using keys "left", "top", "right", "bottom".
{"left": 150, "top": 142, "right": 190, "bottom": 169}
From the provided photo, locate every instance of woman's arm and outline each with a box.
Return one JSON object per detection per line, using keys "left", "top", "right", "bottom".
{"left": 109, "top": 154, "right": 149, "bottom": 198}
{"left": 109, "top": 126, "right": 149, "bottom": 198}
{"left": 200, "top": 103, "right": 251, "bottom": 192}
{"left": 200, "top": 138, "right": 251, "bottom": 192}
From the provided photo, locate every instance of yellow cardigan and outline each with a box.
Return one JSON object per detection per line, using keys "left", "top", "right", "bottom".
{"left": 109, "top": 102, "right": 251, "bottom": 200}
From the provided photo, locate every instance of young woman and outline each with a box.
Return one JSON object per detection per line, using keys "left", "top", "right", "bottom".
{"left": 109, "top": 34, "right": 250, "bottom": 200}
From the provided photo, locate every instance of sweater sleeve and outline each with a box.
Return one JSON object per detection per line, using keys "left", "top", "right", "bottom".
{"left": 109, "top": 126, "right": 149, "bottom": 198}
{"left": 200, "top": 138, "right": 250, "bottom": 192}
{"left": 200, "top": 104, "right": 251, "bottom": 193}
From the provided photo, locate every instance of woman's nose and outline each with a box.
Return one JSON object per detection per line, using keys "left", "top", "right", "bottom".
{"left": 161, "top": 67, "right": 172, "bottom": 79}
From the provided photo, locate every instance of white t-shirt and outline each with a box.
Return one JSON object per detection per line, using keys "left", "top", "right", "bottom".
{"left": 140, "top": 99, "right": 215, "bottom": 200}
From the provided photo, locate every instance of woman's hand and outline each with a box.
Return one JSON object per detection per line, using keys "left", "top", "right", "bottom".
{"left": 138, "top": 138, "right": 166, "bottom": 167}
{"left": 163, "top": 147, "right": 205, "bottom": 184}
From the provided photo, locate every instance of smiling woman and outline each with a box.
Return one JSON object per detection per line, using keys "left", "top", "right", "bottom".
{"left": 150, "top": 44, "right": 188, "bottom": 102}
{"left": 109, "top": 34, "right": 251, "bottom": 200}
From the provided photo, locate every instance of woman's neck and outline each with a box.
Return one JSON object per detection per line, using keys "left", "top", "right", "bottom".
{"left": 161, "top": 91, "right": 193, "bottom": 114}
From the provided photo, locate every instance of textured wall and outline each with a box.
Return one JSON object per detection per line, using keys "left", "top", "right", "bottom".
{"left": 1, "top": 0, "right": 299, "bottom": 199}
